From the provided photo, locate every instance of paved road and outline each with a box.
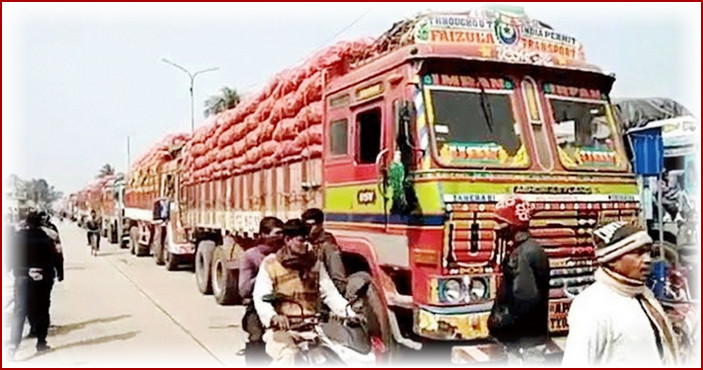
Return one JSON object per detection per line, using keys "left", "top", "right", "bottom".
{"left": 3, "top": 221, "right": 247, "bottom": 367}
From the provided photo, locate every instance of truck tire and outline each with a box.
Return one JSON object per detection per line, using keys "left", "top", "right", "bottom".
{"left": 152, "top": 233, "right": 165, "bottom": 265}
{"left": 196, "top": 241, "right": 215, "bottom": 295}
{"left": 109, "top": 222, "right": 118, "bottom": 244}
{"left": 346, "top": 271, "right": 395, "bottom": 363}
{"left": 164, "top": 249, "right": 179, "bottom": 271}
{"left": 129, "top": 226, "right": 138, "bottom": 255}
{"left": 136, "top": 239, "right": 150, "bottom": 257}
{"left": 212, "top": 246, "right": 240, "bottom": 305}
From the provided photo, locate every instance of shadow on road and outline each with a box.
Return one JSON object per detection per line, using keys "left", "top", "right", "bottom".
{"left": 49, "top": 314, "right": 132, "bottom": 336}
{"left": 19, "top": 330, "right": 140, "bottom": 361}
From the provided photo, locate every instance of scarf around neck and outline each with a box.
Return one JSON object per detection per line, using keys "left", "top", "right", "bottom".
{"left": 595, "top": 267, "right": 679, "bottom": 365}
{"left": 276, "top": 246, "right": 317, "bottom": 272}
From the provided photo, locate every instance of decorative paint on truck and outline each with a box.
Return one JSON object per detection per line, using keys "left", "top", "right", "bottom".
{"left": 74, "top": 7, "right": 641, "bottom": 350}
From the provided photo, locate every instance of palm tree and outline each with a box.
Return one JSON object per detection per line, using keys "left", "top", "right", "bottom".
{"left": 98, "top": 164, "right": 115, "bottom": 178}
{"left": 204, "top": 87, "right": 241, "bottom": 117}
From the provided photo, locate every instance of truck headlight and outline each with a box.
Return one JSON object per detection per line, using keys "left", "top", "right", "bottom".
{"left": 440, "top": 278, "right": 464, "bottom": 304}
{"left": 469, "top": 277, "right": 489, "bottom": 300}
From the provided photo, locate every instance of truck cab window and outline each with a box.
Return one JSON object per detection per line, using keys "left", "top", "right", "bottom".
{"left": 357, "top": 108, "right": 382, "bottom": 164}
{"left": 330, "top": 119, "right": 348, "bottom": 155}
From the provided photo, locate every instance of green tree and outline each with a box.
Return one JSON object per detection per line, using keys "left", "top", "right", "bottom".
{"left": 98, "top": 164, "right": 115, "bottom": 178}
{"left": 11, "top": 176, "right": 63, "bottom": 210}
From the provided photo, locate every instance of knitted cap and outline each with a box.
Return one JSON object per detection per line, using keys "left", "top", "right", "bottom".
{"left": 494, "top": 196, "right": 533, "bottom": 229}
{"left": 593, "top": 221, "right": 653, "bottom": 264}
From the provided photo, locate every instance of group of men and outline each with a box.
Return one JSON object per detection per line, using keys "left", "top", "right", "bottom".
{"left": 6, "top": 211, "right": 65, "bottom": 358}
{"left": 487, "top": 197, "right": 680, "bottom": 366}
{"left": 4, "top": 198, "right": 682, "bottom": 366}
{"left": 238, "top": 208, "right": 353, "bottom": 365}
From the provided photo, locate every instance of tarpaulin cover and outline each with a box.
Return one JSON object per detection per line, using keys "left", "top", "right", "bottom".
{"left": 613, "top": 98, "right": 693, "bottom": 132}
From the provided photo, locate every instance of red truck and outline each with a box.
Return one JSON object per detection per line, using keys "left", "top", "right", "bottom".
{"left": 116, "top": 7, "right": 641, "bottom": 358}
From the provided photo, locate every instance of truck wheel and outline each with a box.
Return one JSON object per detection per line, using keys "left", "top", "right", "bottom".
{"left": 212, "top": 246, "right": 240, "bottom": 305}
{"left": 346, "top": 271, "right": 395, "bottom": 363}
{"left": 165, "top": 249, "right": 179, "bottom": 271}
{"left": 136, "top": 240, "right": 150, "bottom": 257}
{"left": 196, "top": 241, "right": 215, "bottom": 294}
{"left": 129, "top": 226, "right": 138, "bottom": 255}
{"left": 152, "top": 234, "right": 165, "bottom": 265}
{"left": 109, "top": 223, "right": 118, "bottom": 244}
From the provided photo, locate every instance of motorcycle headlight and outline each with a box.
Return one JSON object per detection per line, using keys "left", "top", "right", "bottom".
{"left": 469, "top": 277, "right": 489, "bottom": 300}
{"left": 440, "top": 279, "right": 464, "bottom": 304}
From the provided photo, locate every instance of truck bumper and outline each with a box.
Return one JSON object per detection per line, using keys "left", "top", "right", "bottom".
{"left": 168, "top": 243, "right": 195, "bottom": 261}
{"left": 414, "top": 304, "right": 492, "bottom": 341}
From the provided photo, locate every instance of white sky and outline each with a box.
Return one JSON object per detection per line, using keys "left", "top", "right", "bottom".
{"left": 2, "top": 2, "right": 701, "bottom": 194}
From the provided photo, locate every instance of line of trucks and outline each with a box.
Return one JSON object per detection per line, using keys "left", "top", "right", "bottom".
{"left": 64, "top": 7, "right": 697, "bottom": 361}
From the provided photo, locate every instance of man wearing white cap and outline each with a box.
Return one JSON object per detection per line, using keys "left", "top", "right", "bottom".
{"left": 562, "top": 222, "right": 679, "bottom": 366}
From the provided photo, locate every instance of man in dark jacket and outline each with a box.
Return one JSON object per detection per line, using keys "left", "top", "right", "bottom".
{"left": 239, "top": 217, "right": 284, "bottom": 364}
{"left": 488, "top": 196, "right": 550, "bottom": 363}
{"left": 8, "top": 211, "right": 64, "bottom": 357}
{"left": 85, "top": 210, "right": 101, "bottom": 248}
{"left": 301, "top": 208, "right": 346, "bottom": 295}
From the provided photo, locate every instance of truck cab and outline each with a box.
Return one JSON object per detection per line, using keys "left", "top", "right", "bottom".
{"left": 320, "top": 9, "right": 641, "bottom": 343}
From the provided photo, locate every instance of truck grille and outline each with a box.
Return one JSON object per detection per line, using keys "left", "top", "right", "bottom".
{"left": 447, "top": 200, "right": 640, "bottom": 295}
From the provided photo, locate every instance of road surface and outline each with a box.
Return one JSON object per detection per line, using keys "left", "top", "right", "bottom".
{"left": 3, "top": 221, "right": 247, "bottom": 367}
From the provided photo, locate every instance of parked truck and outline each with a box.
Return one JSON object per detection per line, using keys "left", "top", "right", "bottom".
{"left": 124, "top": 133, "right": 192, "bottom": 261}
{"left": 98, "top": 173, "right": 127, "bottom": 245}
{"left": 114, "top": 7, "right": 643, "bottom": 357}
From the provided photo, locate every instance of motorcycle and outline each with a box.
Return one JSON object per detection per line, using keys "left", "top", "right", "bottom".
{"left": 261, "top": 281, "right": 376, "bottom": 365}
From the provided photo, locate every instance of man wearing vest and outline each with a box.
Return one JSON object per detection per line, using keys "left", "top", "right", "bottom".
{"left": 239, "top": 216, "right": 285, "bottom": 364}
{"left": 252, "top": 219, "right": 354, "bottom": 365}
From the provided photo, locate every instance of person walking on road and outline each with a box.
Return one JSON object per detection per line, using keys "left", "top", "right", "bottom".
{"left": 8, "top": 211, "right": 64, "bottom": 358}
{"left": 487, "top": 196, "right": 550, "bottom": 364}
{"left": 85, "top": 210, "right": 101, "bottom": 252}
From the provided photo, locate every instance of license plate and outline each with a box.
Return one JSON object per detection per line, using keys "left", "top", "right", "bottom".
{"left": 549, "top": 299, "right": 572, "bottom": 333}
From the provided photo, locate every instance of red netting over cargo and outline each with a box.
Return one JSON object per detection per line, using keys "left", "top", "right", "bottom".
{"left": 273, "top": 118, "right": 296, "bottom": 142}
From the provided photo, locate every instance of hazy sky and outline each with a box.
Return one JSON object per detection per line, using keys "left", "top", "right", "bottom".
{"left": 3, "top": 2, "right": 700, "bottom": 194}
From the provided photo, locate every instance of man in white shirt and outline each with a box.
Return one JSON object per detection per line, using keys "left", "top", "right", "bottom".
{"left": 562, "top": 222, "right": 678, "bottom": 366}
{"left": 253, "top": 219, "right": 353, "bottom": 365}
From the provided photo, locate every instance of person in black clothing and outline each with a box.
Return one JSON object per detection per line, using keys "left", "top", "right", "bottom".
{"left": 39, "top": 211, "right": 61, "bottom": 244}
{"left": 301, "top": 208, "right": 346, "bottom": 295}
{"left": 488, "top": 196, "right": 550, "bottom": 363}
{"left": 8, "top": 211, "right": 64, "bottom": 357}
{"left": 85, "top": 210, "right": 101, "bottom": 250}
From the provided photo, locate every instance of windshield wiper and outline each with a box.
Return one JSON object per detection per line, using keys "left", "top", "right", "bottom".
{"left": 475, "top": 77, "right": 494, "bottom": 134}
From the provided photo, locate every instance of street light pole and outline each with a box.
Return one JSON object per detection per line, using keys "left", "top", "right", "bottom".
{"left": 161, "top": 58, "right": 219, "bottom": 132}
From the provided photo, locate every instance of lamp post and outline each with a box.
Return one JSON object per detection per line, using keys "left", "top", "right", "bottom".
{"left": 161, "top": 58, "right": 219, "bottom": 132}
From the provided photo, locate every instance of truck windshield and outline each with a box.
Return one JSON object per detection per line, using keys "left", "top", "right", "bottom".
{"left": 548, "top": 98, "right": 627, "bottom": 170}
{"left": 428, "top": 88, "right": 527, "bottom": 167}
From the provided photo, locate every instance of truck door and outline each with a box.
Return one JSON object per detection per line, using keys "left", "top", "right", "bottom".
{"left": 324, "top": 87, "right": 392, "bottom": 229}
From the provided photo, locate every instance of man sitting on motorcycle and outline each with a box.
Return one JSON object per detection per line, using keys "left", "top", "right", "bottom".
{"left": 253, "top": 219, "right": 355, "bottom": 365}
